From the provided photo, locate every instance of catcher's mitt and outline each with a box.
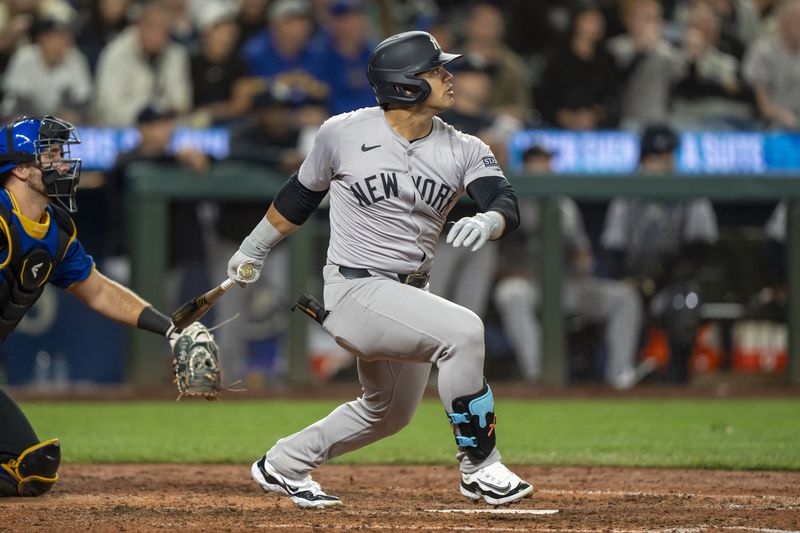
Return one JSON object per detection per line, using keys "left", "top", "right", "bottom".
{"left": 170, "top": 322, "right": 222, "bottom": 401}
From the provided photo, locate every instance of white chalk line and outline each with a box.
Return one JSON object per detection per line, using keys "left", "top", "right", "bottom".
{"left": 266, "top": 527, "right": 800, "bottom": 533}
{"left": 268, "top": 526, "right": 542, "bottom": 532}
{"left": 539, "top": 488, "right": 800, "bottom": 504}
{"left": 425, "top": 509, "right": 559, "bottom": 515}
{"left": 723, "top": 529, "right": 800, "bottom": 533}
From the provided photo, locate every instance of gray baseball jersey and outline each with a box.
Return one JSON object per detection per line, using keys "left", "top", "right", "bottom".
{"left": 298, "top": 107, "right": 505, "bottom": 273}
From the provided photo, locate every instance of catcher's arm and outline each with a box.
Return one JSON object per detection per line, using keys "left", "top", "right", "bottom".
{"left": 69, "top": 269, "right": 176, "bottom": 336}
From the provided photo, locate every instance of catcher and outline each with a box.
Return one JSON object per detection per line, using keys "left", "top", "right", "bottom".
{"left": 0, "top": 115, "right": 221, "bottom": 498}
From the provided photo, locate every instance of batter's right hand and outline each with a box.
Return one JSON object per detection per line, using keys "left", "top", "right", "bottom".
{"left": 227, "top": 250, "right": 264, "bottom": 285}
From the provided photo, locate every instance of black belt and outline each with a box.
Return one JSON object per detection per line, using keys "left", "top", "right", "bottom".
{"left": 338, "top": 266, "right": 430, "bottom": 289}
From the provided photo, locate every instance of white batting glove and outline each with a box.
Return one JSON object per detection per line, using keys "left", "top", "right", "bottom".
{"left": 227, "top": 249, "right": 264, "bottom": 285}
{"left": 228, "top": 217, "right": 285, "bottom": 286}
{"left": 446, "top": 212, "right": 504, "bottom": 252}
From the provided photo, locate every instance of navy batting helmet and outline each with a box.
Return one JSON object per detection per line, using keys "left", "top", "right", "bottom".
{"left": 0, "top": 116, "right": 82, "bottom": 212}
{"left": 366, "top": 31, "right": 461, "bottom": 106}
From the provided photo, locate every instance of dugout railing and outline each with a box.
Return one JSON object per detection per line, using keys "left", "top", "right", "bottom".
{"left": 127, "top": 162, "right": 800, "bottom": 387}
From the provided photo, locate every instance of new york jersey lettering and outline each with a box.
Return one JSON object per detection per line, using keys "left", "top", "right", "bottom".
{"left": 350, "top": 172, "right": 399, "bottom": 207}
{"left": 412, "top": 175, "right": 457, "bottom": 215}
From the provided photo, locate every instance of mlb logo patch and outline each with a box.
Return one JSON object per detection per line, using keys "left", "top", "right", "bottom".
{"left": 482, "top": 156, "right": 500, "bottom": 169}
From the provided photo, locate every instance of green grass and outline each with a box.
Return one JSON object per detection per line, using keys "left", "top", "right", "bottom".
{"left": 20, "top": 398, "right": 800, "bottom": 470}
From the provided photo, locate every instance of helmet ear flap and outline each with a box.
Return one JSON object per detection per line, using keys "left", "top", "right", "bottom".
{"left": 391, "top": 79, "right": 430, "bottom": 102}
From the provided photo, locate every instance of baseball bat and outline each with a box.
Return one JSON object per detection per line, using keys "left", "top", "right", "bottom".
{"left": 171, "top": 263, "right": 256, "bottom": 329}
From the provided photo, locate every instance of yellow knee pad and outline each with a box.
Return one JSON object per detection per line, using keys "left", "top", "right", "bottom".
{"left": 0, "top": 439, "right": 60, "bottom": 497}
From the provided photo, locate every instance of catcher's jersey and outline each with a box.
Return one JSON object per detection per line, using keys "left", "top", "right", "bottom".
{"left": 0, "top": 189, "right": 93, "bottom": 289}
{"left": 298, "top": 106, "right": 505, "bottom": 273}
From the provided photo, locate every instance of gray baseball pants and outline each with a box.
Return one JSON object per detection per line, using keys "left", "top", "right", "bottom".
{"left": 265, "top": 264, "right": 502, "bottom": 479}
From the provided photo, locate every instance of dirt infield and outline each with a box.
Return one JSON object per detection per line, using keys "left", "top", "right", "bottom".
{"left": 2, "top": 464, "right": 799, "bottom": 532}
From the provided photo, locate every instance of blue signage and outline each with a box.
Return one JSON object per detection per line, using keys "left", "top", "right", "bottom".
{"left": 509, "top": 130, "right": 800, "bottom": 175}
{"left": 72, "top": 127, "right": 230, "bottom": 171}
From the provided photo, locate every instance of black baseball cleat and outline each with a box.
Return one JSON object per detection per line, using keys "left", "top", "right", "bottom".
{"left": 251, "top": 457, "right": 342, "bottom": 509}
{"left": 460, "top": 461, "right": 534, "bottom": 506}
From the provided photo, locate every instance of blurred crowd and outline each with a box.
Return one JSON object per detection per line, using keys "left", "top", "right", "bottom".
{"left": 1, "top": 0, "right": 791, "bottom": 387}
{"left": 2, "top": 0, "right": 800, "bottom": 177}
{"left": 2, "top": 0, "right": 800, "bottom": 137}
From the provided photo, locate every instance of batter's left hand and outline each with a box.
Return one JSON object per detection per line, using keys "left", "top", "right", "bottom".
{"left": 446, "top": 212, "right": 500, "bottom": 252}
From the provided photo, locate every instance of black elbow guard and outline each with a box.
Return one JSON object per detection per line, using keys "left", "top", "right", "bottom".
{"left": 274, "top": 173, "right": 328, "bottom": 225}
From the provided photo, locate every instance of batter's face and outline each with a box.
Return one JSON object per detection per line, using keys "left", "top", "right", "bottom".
{"left": 416, "top": 65, "right": 455, "bottom": 111}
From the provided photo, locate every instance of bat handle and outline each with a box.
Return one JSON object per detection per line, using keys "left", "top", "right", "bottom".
{"left": 220, "top": 278, "right": 237, "bottom": 291}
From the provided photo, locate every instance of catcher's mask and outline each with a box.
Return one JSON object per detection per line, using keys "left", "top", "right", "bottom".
{"left": 0, "top": 116, "right": 82, "bottom": 213}
{"left": 366, "top": 30, "right": 461, "bottom": 106}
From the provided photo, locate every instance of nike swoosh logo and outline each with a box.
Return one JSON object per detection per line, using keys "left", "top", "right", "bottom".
{"left": 361, "top": 143, "right": 381, "bottom": 152}
{"left": 260, "top": 464, "right": 301, "bottom": 495}
{"left": 478, "top": 479, "right": 512, "bottom": 493}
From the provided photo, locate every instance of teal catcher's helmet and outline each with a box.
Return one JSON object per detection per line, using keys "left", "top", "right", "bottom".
{"left": 0, "top": 116, "right": 82, "bottom": 212}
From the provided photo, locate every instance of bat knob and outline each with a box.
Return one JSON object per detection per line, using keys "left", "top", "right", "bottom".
{"left": 237, "top": 262, "right": 256, "bottom": 281}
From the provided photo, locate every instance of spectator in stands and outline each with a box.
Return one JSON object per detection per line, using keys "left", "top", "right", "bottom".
{"left": 672, "top": 0, "right": 761, "bottom": 58}
{"left": 1, "top": 18, "right": 92, "bottom": 124}
{"left": 103, "top": 107, "right": 210, "bottom": 280}
{"left": 460, "top": 1, "right": 532, "bottom": 123}
{"left": 425, "top": 14, "right": 456, "bottom": 52}
{"left": 752, "top": 0, "right": 780, "bottom": 37}
{"left": 236, "top": 0, "right": 270, "bottom": 51}
{"left": 671, "top": 0, "right": 755, "bottom": 130}
{"left": 536, "top": 1, "right": 621, "bottom": 130}
{"left": 0, "top": 0, "right": 75, "bottom": 73}
{"left": 318, "top": 0, "right": 375, "bottom": 115}
{"left": 504, "top": 0, "right": 569, "bottom": 60}
{"left": 94, "top": 1, "right": 191, "bottom": 126}
{"left": 228, "top": 88, "right": 305, "bottom": 172}
{"left": 764, "top": 201, "right": 786, "bottom": 296}
{"left": 241, "top": 0, "right": 328, "bottom": 107}
{"left": 439, "top": 59, "right": 512, "bottom": 165}
{"left": 601, "top": 124, "right": 719, "bottom": 383}
{"left": 607, "top": 0, "right": 682, "bottom": 130}
{"left": 162, "top": 0, "right": 195, "bottom": 46}
{"left": 492, "top": 145, "right": 646, "bottom": 388}
{"left": 742, "top": 0, "right": 800, "bottom": 130}
{"left": 190, "top": 1, "right": 256, "bottom": 126}
{"left": 75, "top": 0, "right": 130, "bottom": 73}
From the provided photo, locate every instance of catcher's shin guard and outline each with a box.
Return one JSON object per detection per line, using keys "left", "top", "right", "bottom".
{"left": 0, "top": 439, "right": 60, "bottom": 496}
{"left": 448, "top": 382, "right": 496, "bottom": 461}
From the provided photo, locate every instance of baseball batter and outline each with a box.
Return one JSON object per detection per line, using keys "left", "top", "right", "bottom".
{"left": 228, "top": 31, "right": 531, "bottom": 508}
